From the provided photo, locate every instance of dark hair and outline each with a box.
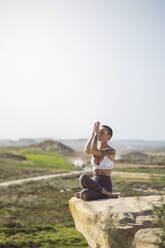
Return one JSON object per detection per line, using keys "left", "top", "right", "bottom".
{"left": 101, "top": 125, "right": 113, "bottom": 139}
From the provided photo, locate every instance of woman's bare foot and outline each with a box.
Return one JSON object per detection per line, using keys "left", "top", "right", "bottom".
{"left": 75, "top": 192, "right": 80, "bottom": 198}
{"left": 106, "top": 192, "right": 120, "bottom": 198}
{"left": 101, "top": 188, "right": 120, "bottom": 198}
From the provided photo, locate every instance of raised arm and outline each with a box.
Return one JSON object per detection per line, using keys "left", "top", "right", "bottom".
{"left": 90, "top": 121, "right": 116, "bottom": 156}
{"left": 90, "top": 133, "right": 116, "bottom": 156}
{"left": 84, "top": 132, "right": 95, "bottom": 154}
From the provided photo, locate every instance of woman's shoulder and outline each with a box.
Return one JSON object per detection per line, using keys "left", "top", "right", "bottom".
{"left": 106, "top": 146, "right": 116, "bottom": 161}
{"left": 103, "top": 146, "right": 116, "bottom": 155}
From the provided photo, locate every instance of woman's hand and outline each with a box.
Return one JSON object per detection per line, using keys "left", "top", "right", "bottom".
{"left": 93, "top": 121, "right": 100, "bottom": 135}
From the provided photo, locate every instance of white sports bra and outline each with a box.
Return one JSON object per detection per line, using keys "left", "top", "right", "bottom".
{"left": 91, "top": 155, "right": 114, "bottom": 170}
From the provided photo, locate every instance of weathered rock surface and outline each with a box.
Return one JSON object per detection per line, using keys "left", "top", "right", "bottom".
{"left": 68, "top": 195, "right": 165, "bottom": 248}
{"left": 133, "top": 228, "right": 163, "bottom": 248}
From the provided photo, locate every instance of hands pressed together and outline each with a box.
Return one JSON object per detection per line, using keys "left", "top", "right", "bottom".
{"left": 93, "top": 121, "right": 100, "bottom": 135}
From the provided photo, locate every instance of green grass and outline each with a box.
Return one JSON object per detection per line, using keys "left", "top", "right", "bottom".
{"left": 0, "top": 150, "right": 75, "bottom": 171}
{"left": 0, "top": 223, "right": 87, "bottom": 248}
{"left": 0, "top": 148, "right": 78, "bottom": 182}
{"left": 0, "top": 176, "right": 87, "bottom": 247}
{"left": 24, "top": 151, "right": 75, "bottom": 170}
{"left": 0, "top": 174, "right": 164, "bottom": 247}
{"left": 0, "top": 145, "right": 164, "bottom": 247}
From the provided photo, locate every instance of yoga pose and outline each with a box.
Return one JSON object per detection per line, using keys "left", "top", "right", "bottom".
{"left": 75, "top": 121, "right": 120, "bottom": 200}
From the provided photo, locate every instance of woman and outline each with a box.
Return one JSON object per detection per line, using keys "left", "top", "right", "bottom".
{"left": 75, "top": 121, "right": 120, "bottom": 200}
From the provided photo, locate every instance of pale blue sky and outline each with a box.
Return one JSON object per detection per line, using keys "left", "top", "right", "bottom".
{"left": 0, "top": 0, "right": 165, "bottom": 140}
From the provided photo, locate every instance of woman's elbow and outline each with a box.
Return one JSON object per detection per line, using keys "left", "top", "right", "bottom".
{"left": 90, "top": 148, "right": 97, "bottom": 153}
{"left": 89, "top": 148, "right": 98, "bottom": 156}
{"left": 84, "top": 149, "right": 90, "bottom": 154}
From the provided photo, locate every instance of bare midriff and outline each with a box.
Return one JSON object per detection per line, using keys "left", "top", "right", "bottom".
{"left": 93, "top": 168, "right": 112, "bottom": 177}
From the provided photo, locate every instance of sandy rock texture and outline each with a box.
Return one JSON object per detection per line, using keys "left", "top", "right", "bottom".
{"left": 69, "top": 195, "right": 165, "bottom": 248}
{"left": 133, "top": 228, "right": 163, "bottom": 248}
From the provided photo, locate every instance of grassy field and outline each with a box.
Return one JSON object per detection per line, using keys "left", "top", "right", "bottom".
{"left": 0, "top": 146, "right": 165, "bottom": 183}
{"left": 0, "top": 147, "right": 79, "bottom": 182}
{"left": 0, "top": 145, "right": 164, "bottom": 247}
{"left": 0, "top": 148, "right": 75, "bottom": 170}
{"left": 0, "top": 173, "right": 164, "bottom": 247}
{"left": 0, "top": 175, "right": 87, "bottom": 247}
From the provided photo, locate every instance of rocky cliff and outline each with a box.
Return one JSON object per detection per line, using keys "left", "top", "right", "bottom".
{"left": 69, "top": 195, "right": 165, "bottom": 248}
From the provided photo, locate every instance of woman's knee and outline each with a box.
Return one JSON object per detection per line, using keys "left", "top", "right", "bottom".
{"left": 80, "top": 188, "right": 103, "bottom": 201}
{"left": 80, "top": 189, "right": 89, "bottom": 201}
{"left": 79, "top": 174, "right": 89, "bottom": 185}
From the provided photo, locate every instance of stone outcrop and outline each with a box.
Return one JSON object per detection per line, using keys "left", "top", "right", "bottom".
{"left": 68, "top": 195, "right": 165, "bottom": 248}
{"left": 133, "top": 228, "right": 163, "bottom": 248}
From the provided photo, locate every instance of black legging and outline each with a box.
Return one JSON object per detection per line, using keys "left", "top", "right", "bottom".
{"left": 79, "top": 174, "right": 112, "bottom": 201}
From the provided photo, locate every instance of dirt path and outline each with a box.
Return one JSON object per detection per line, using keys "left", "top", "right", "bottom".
{"left": 0, "top": 168, "right": 90, "bottom": 187}
{"left": 0, "top": 167, "right": 164, "bottom": 187}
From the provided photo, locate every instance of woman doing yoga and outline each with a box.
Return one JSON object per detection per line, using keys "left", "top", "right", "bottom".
{"left": 75, "top": 121, "right": 120, "bottom": 201}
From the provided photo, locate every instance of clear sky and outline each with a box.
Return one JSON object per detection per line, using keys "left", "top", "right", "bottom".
{"left": 0, "top": 0, "right": 165, "bottom": 140}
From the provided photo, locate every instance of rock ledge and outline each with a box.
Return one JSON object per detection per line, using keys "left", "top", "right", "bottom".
{"left": 69, "top": 195, "right": 165, "bottom": 248}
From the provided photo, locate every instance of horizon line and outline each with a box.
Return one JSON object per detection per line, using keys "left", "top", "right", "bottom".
{"left": 0, "top": 137, "right": 165, "bottom": 142}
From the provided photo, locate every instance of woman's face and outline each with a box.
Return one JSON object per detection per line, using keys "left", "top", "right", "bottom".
{"left": 98, "top": 127, "right": 110, "bottom": 142}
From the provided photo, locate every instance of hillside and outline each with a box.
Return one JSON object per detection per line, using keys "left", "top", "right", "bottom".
{"left": 0, "top": 153, "right": 26, "bottom": 161}
{"left": 117, "top": 151, "right": 165, "bottom": 165}
{"left": 28, "top": 140, "right": 75, "bottom": 154}
{"left": 0, "top": 140, "right": 76, "bottom": 183}
{"left": 1, "top": 138, "right": 165, "bottom": 154}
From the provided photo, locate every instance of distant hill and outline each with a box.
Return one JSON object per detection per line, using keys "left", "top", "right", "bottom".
{"left": 27, "top": 140, "right": 74, "bottom": 154}
{"left": 0, "top": 153, "right": 26, "bottom": 161}
{"left": 117, "top": 151, "right": 165, "bottom": 165}
{"left": 58, "top": 139, "right": 87, "bottom": 152}
{"left": 0, "top": 138, "right": 75, "bottom": 155}
{"left": 58, "top": 139, "right": 165, "bottom": 157}
{"left": 0, "top": 138, "right": 46, "bottom": 147}
{"left": 1, "top": 138, "right": 165, "bottom": 156}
